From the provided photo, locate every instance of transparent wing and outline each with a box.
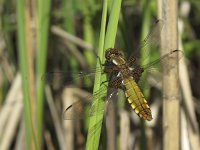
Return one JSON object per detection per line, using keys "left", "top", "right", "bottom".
{"left": 42, "top": 67, "right": 101, "bottom": 87}
{"left": 63, "top": 84, "right": 118, "bottom": 120}
{"left": 135, "top": 49, "right": 184, "bottom": 91}
{"left": 41, "top": 64, "right": 120, "bottom": 89}
{"left": 142, "top": 49, "right": 184, "bottom": 72}
{"left": 127, "top": 19, "right": 164, "bottom": 67}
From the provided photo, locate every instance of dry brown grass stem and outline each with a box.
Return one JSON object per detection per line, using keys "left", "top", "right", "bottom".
{"left": 0, "top": 74, "right": 23, "bottom": 150}
{"left": 178, "top": 20, "right": 200, "bottom": 150}
{"left": 45, "top": 85, "right": 67, "bottom": 150}
{"left": 51, "top": 26, "right": 95, "bottom": 51}
{"left": 159, "top": 0, "right": 180, "bottom": 149}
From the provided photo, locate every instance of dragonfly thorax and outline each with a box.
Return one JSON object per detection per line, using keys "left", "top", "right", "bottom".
{"left": 104, "top": 48, "right": 134, "bottom": 77}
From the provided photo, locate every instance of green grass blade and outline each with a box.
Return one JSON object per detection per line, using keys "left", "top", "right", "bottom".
{"left": 86, "top": 0, "right": 122, "bottom": 149}
{"left": 85, "top": 0, "right": 108, "bottom": 149}
{"left": 104, "top": 0, "right": 122, "bottom": 49}
{"left": 140, "top": 2, "right": 152, "bottom": 150}
{"left": 17, "top": 0, "right": 38, "bottom": 149}
{"left": 36, "top": 0, "right": 51, "bottom": 147}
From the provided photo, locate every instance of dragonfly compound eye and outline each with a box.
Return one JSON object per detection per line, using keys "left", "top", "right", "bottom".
{"left": 105, "top": 48, "right": 114, "bottom": 60}
{"left": 105, "top": 48, "right": 123, "bottom": 60}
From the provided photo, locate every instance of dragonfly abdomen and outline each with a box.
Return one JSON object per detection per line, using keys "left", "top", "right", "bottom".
{"left": 123, "top": 77, "right": 152, "bottom": 121}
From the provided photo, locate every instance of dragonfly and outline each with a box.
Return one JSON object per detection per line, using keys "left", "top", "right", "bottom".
{"left": 43, "top": 19, "right": 183, "bottom": 121}
{"left": 103, "top": 48, "right": 152, "bottom": 120}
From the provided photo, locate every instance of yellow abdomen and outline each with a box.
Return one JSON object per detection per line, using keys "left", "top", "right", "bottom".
{"left": 123, "top": 77, "right": 152, "bottom": 121}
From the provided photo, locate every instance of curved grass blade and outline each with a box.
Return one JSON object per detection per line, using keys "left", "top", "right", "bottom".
{"left": 86, "top": 0, "right": 122, "bottom": 149}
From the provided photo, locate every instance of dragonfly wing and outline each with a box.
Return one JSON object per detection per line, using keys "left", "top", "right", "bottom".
{"left": 63, "top": 84, "right": 118, "bottom": 120}
{"left": 142, "top": 49, "right": 184, "bottom": 71}
{"left": 41, "top": 67, "right": 103, "bottom": 89}
{"left": 127, "top": 19, "right": 164, "bottom": 66}
{"left": 134, "top": 50, "right": 184, "bottom": 96}
{"left": 85, "top": 89, "right": 119, "bottom": 145}
{"left": 63, "top": 87, "right": 105, "bottom": 120}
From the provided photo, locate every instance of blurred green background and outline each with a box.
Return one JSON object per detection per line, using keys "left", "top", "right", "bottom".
{"left": 0, "top": 0, "right": 199, "bottom": 150}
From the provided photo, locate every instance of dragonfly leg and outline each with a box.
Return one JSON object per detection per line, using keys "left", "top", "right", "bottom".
{"left": 104, "top": 67, "right": 119, "bottom": 74}
{"left": 100, "top": 80, "right": 109, "bottom": 86}
{"left": 96, "top": 55, "right": 104, "bottom": 70}
{"left": 103, "top": 61, "right": 120, "bottom": 74}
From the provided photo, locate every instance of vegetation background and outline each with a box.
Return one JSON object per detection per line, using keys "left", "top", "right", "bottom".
{"left": 0, "top": 0, "right": 199, "bottom": 150}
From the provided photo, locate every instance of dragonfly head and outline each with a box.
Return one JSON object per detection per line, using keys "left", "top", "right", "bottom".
{"left": 105, "top": 48, "right": 123, "bottom": 60}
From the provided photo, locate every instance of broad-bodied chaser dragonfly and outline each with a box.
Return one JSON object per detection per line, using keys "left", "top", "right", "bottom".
{"left": 43, "top": 19, "right": 183, "bottom": 121}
